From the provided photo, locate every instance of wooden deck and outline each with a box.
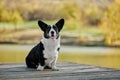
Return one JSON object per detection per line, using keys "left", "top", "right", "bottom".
{"left": 0, "top": 62, "right": 120, "bottom": 80}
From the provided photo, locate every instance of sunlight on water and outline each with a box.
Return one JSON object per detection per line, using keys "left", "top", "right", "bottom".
{"left": 0, "top": 50, "right": 28, "bottom": 63}
{"left": 59, "top": 52, "right": 120, "bottom": 69}
{"left": 0, "top": 44, "right": 120, "bottom": 69}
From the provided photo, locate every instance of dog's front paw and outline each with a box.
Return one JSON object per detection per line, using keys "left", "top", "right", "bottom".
{"left": 37, "top": 66, "right": 44, "bottom": 71}
{"left": 52, "top": 67, "right": 59, "bottom": 71}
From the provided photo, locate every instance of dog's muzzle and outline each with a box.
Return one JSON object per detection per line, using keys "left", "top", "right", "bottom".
{"left": 50, "top": 31, "right": 56, "bottom": 40}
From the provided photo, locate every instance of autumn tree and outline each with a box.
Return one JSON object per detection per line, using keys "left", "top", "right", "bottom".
{"left": 100, "top": 0, "right": 120, "bottom": 45}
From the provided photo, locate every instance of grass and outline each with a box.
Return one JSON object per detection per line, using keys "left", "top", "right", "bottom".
{"left": 0, "top": 20, "right": 102, "bottom": 34}
{"left": 0, "top": 21, "right": 38, "bottom": 29}
{"left": 0, "top": 20, "right": 57, "bottom": 28}
{"left": 0, "top": 20, "right": 104, "bottom": 45}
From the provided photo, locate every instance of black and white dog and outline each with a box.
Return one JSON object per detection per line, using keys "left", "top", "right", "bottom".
{"left": 25, "top": 19, "right": 64, "bottom": 71}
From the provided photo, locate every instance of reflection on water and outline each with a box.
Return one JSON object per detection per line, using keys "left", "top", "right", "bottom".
{"left": 0, "top": 44, "right": 120, "bottom": 69}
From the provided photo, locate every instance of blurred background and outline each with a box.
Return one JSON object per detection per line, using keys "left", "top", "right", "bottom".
{"left": 0, "top": 0, "right": 120, "bottom": 69}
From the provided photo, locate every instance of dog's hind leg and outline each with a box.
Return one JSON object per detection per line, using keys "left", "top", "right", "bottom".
{"left": 26, "top": 58, "right": 38, "bottom": 69}
{"left": 27, "top": 62, "right": 38, "bottom": 69}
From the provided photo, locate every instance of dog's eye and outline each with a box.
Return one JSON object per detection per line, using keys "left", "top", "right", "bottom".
{"left": 53, "top": 25, "right": 58, "bottom": 32}
{"left": 46, "top": 27, "right": 51, "bottom": 32}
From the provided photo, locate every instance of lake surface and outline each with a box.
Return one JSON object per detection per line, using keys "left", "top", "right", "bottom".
{"left": 0, "top": 44, "right": 120, "bottom": 69}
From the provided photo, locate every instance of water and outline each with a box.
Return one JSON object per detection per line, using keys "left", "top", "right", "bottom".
{"left": 0, "top": 44, "right": 120, "bottom": 69}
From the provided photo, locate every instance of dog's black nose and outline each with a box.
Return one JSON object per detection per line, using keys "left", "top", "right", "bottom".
{"left": 51, "top": 31, "right": 54, "bottom": 35}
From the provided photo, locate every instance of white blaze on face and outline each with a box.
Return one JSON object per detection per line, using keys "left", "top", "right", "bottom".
{"left": 49, "top": 25, "right": 57, "bottom": 40}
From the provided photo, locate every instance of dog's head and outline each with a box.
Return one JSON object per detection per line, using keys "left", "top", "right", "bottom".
{"left": 38, "top": 19, "right": 64, "bottom": 40}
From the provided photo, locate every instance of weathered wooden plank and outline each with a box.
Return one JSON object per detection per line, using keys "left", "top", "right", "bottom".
{"left": 0, "top": 62, "right": 120, "bottom": 80}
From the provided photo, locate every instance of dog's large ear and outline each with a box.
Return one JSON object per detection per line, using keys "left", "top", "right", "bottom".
{"left": 38, "top": 20, "right": 48, "bottom": 31}
{"left": 55, "top": 19, "right": 64, "bottom": 32}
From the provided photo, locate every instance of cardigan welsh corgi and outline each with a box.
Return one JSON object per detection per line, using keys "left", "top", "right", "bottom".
{"left": 25, "top": 19, "right": 64, "bottom": 71}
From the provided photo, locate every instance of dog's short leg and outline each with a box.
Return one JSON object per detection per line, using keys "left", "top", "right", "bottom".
{"left": 45, "top": 59, "right": 51, "bottom": 69}
{"left": 51, "top": 56, "right": 59, "bottom": 71}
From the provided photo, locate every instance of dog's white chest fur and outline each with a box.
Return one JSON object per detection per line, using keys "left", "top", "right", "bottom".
{"left": 38, "top": 36, "right": 60, "bottom": 70}
{"left": 41, "top": 36, "right": 60, "bottom": 59}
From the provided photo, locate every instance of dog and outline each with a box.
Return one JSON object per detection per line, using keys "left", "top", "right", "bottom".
{"left": 25, "top": 19, "right": 64, "bottom": 71}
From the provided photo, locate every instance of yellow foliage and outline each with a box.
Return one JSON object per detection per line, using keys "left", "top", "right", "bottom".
{"left": 12, "top": 10, "right": 23, "bottom": 23}
{"left": 65, "top": 19, "right": 81, "bottom": 31}
{"left": 60, "top": 1, "right": 81, "bottom": 21}
{"left": 100, "top": 0, "right": 120, "bottom": 44}
{"left": 0, "top": 1, "right": 23, "bottom": 23}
